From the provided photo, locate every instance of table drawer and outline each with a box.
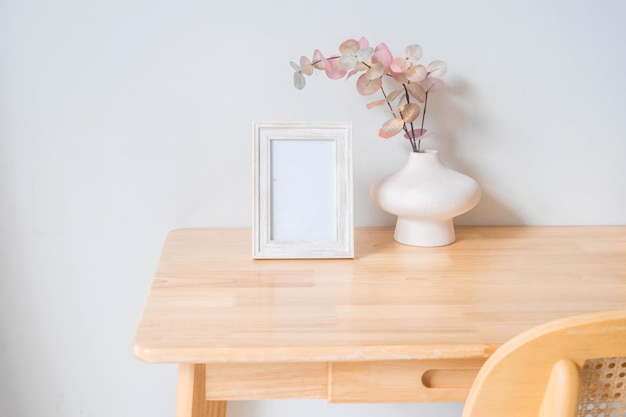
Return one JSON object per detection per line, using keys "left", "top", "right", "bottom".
{"left": 328, "top": 359, "right": 485, "bottom": 403}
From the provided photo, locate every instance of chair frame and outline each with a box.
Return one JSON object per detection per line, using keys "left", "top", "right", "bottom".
{"left": 462, "top": 310, "right": 626, "bottom": 417}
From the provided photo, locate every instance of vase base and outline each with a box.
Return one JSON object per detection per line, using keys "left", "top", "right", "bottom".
{"left": 393, "top": 218, "right": 455, "bottom": 247}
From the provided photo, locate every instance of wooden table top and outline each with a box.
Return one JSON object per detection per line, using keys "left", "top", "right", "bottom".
{"left": 132, "top": 226, "right": 626, "bottom": 364}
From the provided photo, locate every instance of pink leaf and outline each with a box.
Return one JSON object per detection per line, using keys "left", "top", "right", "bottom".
{"left": 404, "top": 130, "right": 435, "bottom": 142}
{"left": 403, "top": 128, "right": 427, "bottom": 139}
{"left": 300, "top": 56, "right": 313, "bottom": 76}
{"left": 386, "top": 88, "right": 405, "bottom": 103}
{"left": 390, "top": 71, "right": 408, "bottom": 84}
{"left": 365, "top": 62, "right": 385, "bottom": 80}
{"left": 346, "top": 68, "right": 360, "bottom": 79}
{"left": 356, "top": 73, "right": 382, "bottom": 95}
{"left": 416, "top": 132, "right": 435, "bottom": 141}
{"left": 339, "top": 39, "right": 359, "bottom": 55}
{"left": 379, "top": 117, "right": 405, "bottom": 139}
{"left": 427, "top": 60, "right": 447, "bottom": 78}
{"left": 406, "top": 82, "right": 426, "bottom": 102}
{"left": 401, "top": 103, "right": 420, "bottom": 123}
{"left": 366, "top": 99, "right": 387, "bottom": 110}
{"left": 391, "top": 57, "right": 411, "bottom": 73}
{"left": 422, "top": 77, "right": 445, "bottom": 93}
{"left": 312, "top": 49, "right": 325, "bottom": 70}
{"left": 373, "top": 43, "right": 393, "bottom": 72}
{"left": 406, "top": 64, "right": 426, "bottom": 82}
{"left": 404, "top": 44, "right": 423, "bottom": 63}
{"left": 324, "top": 56, "right": 347, "bottom": 79}
{"left": 358, "top": 36, "right": 370, "bottom": 48}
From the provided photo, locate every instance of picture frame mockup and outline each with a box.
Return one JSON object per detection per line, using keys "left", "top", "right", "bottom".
{"left": 253, "top": 121, "right": 353, "bottom": 259}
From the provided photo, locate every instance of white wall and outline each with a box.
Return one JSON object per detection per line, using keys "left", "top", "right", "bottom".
{"left": 1, "top": 0, "right": 625, "bottom": 416}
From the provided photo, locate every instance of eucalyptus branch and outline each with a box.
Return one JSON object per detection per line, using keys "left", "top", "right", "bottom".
{"left": 291, "top": 38, "right": 446, "bottom": 152}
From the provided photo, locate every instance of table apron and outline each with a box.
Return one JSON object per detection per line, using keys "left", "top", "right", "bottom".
{"left": 202, "top": 358, "right": 487, "bottom": 403}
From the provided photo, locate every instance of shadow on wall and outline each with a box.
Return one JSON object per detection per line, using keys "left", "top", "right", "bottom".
{"left": 352, "top": 76, "right": 525, "bottom": 227}
{"left": 426, "top": 77, "right": 524, "bottom": 226}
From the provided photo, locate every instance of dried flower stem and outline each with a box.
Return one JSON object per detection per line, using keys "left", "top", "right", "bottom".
{"left": 417, "top": 92, "right": 429, "bottom": 152}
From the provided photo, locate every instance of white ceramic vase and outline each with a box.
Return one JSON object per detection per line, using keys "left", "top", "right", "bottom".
{"left": 370, "top": 150, "right": 481, "bottom": 247}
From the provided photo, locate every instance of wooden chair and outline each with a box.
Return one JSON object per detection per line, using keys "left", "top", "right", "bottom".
{"left": 462, "top": 310, "right": 626, "bottom": 417}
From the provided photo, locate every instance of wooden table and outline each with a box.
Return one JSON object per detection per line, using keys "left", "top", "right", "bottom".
{"left": 132, "top": 227, "right": 626, "bottom": 417}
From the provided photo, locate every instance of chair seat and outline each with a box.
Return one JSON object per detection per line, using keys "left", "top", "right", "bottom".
{"left": 578, "top": 357, "right": 626, "bottom": 417}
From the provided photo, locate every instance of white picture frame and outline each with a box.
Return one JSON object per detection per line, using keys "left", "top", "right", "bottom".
{"left": 253, "top": 122, "right": 353, "bottom": 259}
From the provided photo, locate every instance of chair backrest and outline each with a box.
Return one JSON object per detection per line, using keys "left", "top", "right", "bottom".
{"left": 461, "top": 310, "right": 626, "bottom": 417}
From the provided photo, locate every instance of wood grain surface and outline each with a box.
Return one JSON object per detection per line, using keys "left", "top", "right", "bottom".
{"left": 133, "top": 227, "right": 626, "bottom": 364}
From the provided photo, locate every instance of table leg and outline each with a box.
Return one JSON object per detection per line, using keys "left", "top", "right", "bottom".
{"left": 176, "top": 363, "right": 227, "bottom": 417}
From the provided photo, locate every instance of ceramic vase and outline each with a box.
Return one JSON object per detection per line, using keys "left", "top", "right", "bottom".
{"left": 370, "top": 150, "right": 481, "bottom": 247}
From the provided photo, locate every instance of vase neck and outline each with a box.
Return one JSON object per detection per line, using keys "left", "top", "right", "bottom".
{"left": 407, "top": 150, "right": 442, "bottom": 166}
